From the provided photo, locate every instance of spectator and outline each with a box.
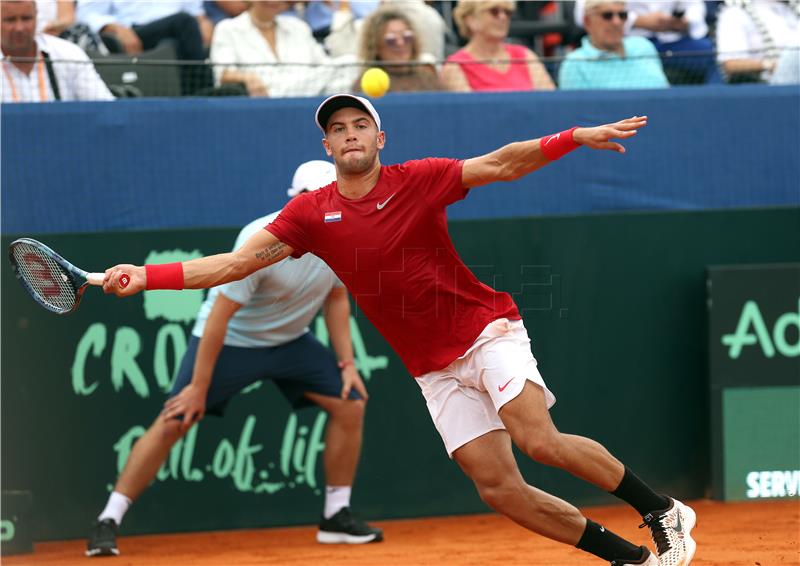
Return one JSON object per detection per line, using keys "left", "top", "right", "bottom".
{"left": 323, "top": 0, "right": 447, "bottom": 60}
{"left": 1, "top": 0, "right": 113, "bottom": 102}
{"left": 77, "top": 0, "right": 211, "bottom": 94}
{"left": 210, "top": 0, "right": 331, "bottom": 97}
{"left": 381, "top": 0, "right": 448, "bottom": 61}
{"left": 442, "top": 0, "right": 555, "bottom": 92}
{"left": 354, "top": 8, "right": 443, "bottom": 93}
{"left": 203, "top": 1, "right": 248, "bottom": 25}
{"left": 575, "top": 0, "right": 719, "bottom": 83}
{"left": 559, "top": 0, "right": 669, "bottom": 90}
{"left": 716, "top": 0, "right": 800, "bottom": 84}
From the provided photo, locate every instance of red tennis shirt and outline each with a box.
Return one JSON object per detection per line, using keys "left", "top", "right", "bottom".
{"left": 266, "top": 157, "right": 520, "bottom": 377}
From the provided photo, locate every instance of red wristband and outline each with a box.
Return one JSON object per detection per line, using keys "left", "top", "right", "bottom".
{"left": 338, "top": 359, "right": 354, "bottom": 369}
{"left": 145, "top": 262, "right": 185, "bottom": 290}
{"left": 540, "top": 127, "right": 580, "bottom": 161}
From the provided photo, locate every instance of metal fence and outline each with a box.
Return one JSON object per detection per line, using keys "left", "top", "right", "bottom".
{"left": 1, "top": 48, "right": 798, "bottom": 102}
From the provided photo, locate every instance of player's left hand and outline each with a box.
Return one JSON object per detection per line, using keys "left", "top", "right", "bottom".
{"left": 574, "top": 116, "right": 648, "bottom": 154}
{"left": 340, "top": 365, "right": 369, "bottom": 401}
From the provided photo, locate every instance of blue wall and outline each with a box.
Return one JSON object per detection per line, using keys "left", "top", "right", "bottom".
{"left": 2, "top": 85, "right": 798, "bottom": 234}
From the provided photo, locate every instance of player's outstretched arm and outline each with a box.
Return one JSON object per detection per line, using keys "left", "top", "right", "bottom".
{"left": 102, "top": 228, "right": 294, "bottom": 297}
{"left": 462, "top": 116, "right": 648, "bottom": 188}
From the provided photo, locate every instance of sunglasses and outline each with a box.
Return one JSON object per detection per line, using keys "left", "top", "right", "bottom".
{"left": 383, "top": 30, "right": 414, "bottom": 47}
{"left": 485, "top": 6, "right": 514, "bottom": 18}
{"left": 598, "top": 10, "right": 628, "bottom": 21}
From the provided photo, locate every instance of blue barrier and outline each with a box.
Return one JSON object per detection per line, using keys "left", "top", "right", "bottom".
{"left": 2, "top": 85, "right": 798, "bottom": 234}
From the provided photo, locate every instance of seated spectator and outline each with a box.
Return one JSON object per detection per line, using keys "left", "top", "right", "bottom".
{"left": 353, "top": 8, "right": 442, "bottom": 93}
{"left": 1, "top": 0, "right": 113, "bottom": 102}
{"left": 559, "top": 0, "right": 669, "bottom": 90}
{"left": 203, "top": 1, "right": 248, "bottom": 25}
{"left": 323, "top": 0, "right": 446, "bottom": 60}
{"left": 442, "top": 0, "right": 555, "bottom": 93}
{"left": 716, "top": 0, "right": 800, "bottom": 84}
{"left": 210, "top": 0, "right": 331, "bottom": 97}
{"left": 77, "top": 0, "right": 211, "bottom": 94}
{"left": 574, "top": 0, "right": 720, "bottom": 84}
{"left": 379, "top": 0, "right": 447, "bottom": 61}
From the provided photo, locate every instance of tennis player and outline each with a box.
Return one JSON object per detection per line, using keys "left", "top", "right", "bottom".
{"left": 103, "top": 95, "right": 696, "bottom": 566}
{"left": 88, "top": 159, "right": 382, "bottom": 557}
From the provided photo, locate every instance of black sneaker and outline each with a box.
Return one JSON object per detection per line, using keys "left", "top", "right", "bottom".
{"left": 316, "top": 507, "right": 383, "bottom": 544}
{"left": 86, "top": 518, "right": 119, "bottom": 556}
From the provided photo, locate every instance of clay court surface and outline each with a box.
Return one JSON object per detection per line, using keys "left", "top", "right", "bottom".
{"left": 6, "top": 499, "right": 798, "bottom": 565}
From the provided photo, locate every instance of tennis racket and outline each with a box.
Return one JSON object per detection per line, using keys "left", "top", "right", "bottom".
{"left": 8, "top": 238, "right": 128, "bottom": 315}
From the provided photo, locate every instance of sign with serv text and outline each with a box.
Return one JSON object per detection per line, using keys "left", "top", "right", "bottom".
{"left": 708, "top": 264, "right": 800, "bottom": 501}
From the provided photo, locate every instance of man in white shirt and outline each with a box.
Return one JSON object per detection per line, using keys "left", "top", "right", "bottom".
{"left": 1, "top": 0, "right": 113, "bottom": 102}
{"left": 77, "top": 0, "right": 212, "bottom": 94}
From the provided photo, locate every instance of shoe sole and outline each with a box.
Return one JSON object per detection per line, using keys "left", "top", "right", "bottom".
{"left": 85, "top": 547, "right": 120, "bottom": 557}
{"left": 677, "top": 501, "right": 697, "bottom": 566}
{"left": 316, "top": 531, "right": 382, "bottom": 544}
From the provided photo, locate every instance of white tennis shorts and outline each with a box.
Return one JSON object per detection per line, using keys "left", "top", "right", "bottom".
{"left": 415, "top": 318, "right": 556, "bottom": 457}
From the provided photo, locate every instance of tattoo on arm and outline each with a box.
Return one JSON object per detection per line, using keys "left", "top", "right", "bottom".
{"left": 254, "top": 241, "right": 287, "bottom": 263}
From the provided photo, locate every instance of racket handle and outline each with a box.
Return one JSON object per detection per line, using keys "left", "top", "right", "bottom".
{"left": 87, "top": 273, "right": 129, "bottom": 287}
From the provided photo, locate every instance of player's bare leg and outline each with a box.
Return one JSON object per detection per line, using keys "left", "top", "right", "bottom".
{"left": 500, "top": 381, "right": 695, "bottom": 565}
{"left": 454, "top": 429, "right": 586, "bottom": 543}
{"left": 305, "top": 393, "right": 382, "bottom": 544}
{"left": 499, "top": 381, "right": 624, "bottom": 490}
{"left": 453, "top": 430, "right": 653, "bottom": 564}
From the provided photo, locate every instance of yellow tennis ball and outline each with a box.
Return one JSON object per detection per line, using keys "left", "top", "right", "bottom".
{"left": 360, "top": 67, "right": 390, "bottom": 98}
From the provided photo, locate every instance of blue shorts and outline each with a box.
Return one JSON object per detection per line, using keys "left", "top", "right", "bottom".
{"left": 169, "top": 332, "right": 361, "bottom": 416}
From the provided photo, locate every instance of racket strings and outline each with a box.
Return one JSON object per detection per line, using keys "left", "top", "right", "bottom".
{"left": 12, "top": 243, "right": 77, "bottom": 311}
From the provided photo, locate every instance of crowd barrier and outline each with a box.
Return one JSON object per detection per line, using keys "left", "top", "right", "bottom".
{"left": 2, "top": 85, "right": 798, "bottom": 235}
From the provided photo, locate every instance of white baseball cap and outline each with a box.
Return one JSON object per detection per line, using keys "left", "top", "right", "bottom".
{"left": 287, "top": 160, "right": 337, "bottom": 197}
{"left": 315, "top": 94, "right": 382, "bottom": 133}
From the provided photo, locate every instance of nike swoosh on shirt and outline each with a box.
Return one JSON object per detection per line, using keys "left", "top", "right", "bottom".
{"left": 498, "top": 378, "right": 515, "bottom": 392}
{"left": 376, "top": 193, "right": 397, "bottom": 210}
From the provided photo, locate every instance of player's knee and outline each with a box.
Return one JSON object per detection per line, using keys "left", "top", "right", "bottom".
{"left": 475, "top": 477, "right": 522, "bottom": 511}
{"left": 522, "top": 434, "right": 563, "bottom": 466}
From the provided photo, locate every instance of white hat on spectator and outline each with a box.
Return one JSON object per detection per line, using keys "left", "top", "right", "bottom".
{"left": 287, "top": 160, "right": 337, "bottom": 197}
{"left": 315, "top": 94, "right": 382, "bottom": 133}
{"left": 584, "top": 0, "right": 625, "bottom": 10}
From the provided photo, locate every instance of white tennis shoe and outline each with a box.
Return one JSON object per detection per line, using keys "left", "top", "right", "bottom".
{"left": 641, "top": 498, "right": 697, "bottom": 566}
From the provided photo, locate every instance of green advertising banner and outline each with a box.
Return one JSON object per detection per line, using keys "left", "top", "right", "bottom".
{"left": 3, "top": 207, "right": 799, "bottom": 541}
{"left": 708, "top": 264, "right": 800, "bottom": 500}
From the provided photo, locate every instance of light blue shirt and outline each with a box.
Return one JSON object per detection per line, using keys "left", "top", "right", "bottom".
{"left": 77, "top": 0, "right": 204, "bottom": 33}
{"left": 301, "top": 0, "right": 379, "bottom": 32}
{"left": 192, "top": 212, "right": 344, "bottom": 348}
{"left": 559, "top": 36, "right": 669, "bottom": 90}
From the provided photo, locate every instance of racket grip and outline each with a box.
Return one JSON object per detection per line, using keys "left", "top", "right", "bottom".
{"left": 88, "top": 273, "right": 129, "bottom": 288}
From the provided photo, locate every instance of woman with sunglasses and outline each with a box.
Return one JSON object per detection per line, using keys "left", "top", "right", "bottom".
{"left": 355, "top": 7, "right": 442, "bottom": 93}
{"left": 559, "top": 0, "right": 669, "bottom": 90}
{"left": 442, "top": 0, "right": 554, "bottom": 93}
